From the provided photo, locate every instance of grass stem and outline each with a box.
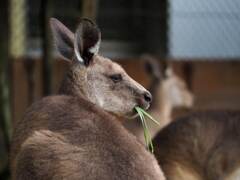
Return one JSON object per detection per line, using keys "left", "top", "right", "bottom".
{"left": 135, "top": 107, "right": 159, "bottom": 153}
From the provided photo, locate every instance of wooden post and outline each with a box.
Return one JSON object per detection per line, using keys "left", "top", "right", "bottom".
{"left": 82, "top": 0, "right": 98, "bottom": 21}
{"left": 10, "top": 0, "right": 36, "bottom": 105}
{"left": 0, "top": 0, "right": 11, "bottom": 150}
{"left": 40, "top": 0, "right": 53, "bottom": 96}
{"left": 9, "top": 0, "right": 27, "bottom": 58}
{"left": 0, "top": 0, "right": 11, "bottom": 178}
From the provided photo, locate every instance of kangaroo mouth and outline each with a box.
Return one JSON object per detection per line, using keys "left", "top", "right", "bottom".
{"left": 121, "top": 101, "right": 151, "bottom": 119}
{"left": 143, "top": 103, "right": 150, "bottom": 110}
{"left": 127, "top": 112, "right": 139, "bottom": 119}
{"left": 124, "top": 107, "right": 139, "bottom": 119}
{"left": 126, "top": 104, "right": 150, "bottom": 119}
{"left": 137, "top": 102, "right": 150, "bottom": 111}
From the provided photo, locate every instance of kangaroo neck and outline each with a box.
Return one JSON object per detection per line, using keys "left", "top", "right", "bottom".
{"left": 58, "top": 69, "right": 88, "bottom": 101}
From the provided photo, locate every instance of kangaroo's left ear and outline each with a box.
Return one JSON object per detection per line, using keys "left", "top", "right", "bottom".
{"left": 141, "top": 54, "right": 162, "bottom": 80}
{"left": 74, "top": 18, "right": 101, "bottom": 66}
{"left": 50, "top": 18, "right": 75, "bottom": 61}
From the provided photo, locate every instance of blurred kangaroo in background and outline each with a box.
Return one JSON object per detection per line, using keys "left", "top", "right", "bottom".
{"left": 10, "top": 18, "right": 165, "bottom": 180}
{"left": 153, "top": 110, "right": 240, "bottom": 180}
{"left": 124, "top": 55, "right": 193, "bottom": 144}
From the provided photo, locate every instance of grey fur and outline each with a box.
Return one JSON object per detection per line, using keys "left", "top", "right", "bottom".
{"left": 10, "top": 18, "right": 165, "bottom": 180}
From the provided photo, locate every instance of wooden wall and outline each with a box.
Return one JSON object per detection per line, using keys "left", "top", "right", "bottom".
{"left": 12, "top": 58, "right": 240, "bottom": 124}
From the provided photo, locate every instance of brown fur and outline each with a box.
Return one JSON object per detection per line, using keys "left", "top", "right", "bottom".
{"left": 11, "top": 96, "right": 164, "bottom": 179}
{"left": 124, "top": 55, "right": 193, "bottom": 144}
{"left": 153, "top": 110, "right": 240, "bottom": 180}
{"left": 10, "top": 18, "right": 165, "bottom": 180}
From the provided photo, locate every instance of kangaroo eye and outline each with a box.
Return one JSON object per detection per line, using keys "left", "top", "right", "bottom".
{"left": 109, "top": 74, "right": 122, "bottom": 83}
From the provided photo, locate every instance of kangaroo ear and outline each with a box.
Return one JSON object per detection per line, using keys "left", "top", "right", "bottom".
{"left": 74, "top": 18, "right": 101, "bottom": 66}
{"left": 141, "top": 54, "right": 161, "bottom": 80}
{"left": 50, "top": 18, "right": 74, "bottom": 61}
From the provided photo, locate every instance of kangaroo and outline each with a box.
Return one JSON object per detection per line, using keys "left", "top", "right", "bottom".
{"left": 10, "top": 18, "right": 165, "bottom": 180}
{"left": 124, "top": 55, "right": 193, "bottom": 144}
{"left": 153, "top": 110, "right": 240, "bottom": 180}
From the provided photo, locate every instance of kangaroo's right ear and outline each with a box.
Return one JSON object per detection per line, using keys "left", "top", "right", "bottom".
{"left": 74, "top": 18, "right": 101, "bottom": 66}
{"left": 50, "top": 18, "right": 74, "bottom": 61}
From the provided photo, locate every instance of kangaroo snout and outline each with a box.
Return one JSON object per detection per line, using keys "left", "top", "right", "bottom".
{"left": 137, "top": 90, "right": 152, "bottom": 110}
{"left": 143, "top": 91, "right": 152, "bottom": 103}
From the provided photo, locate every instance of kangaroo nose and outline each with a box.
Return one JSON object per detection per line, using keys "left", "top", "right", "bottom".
{"left": 143, "top": 91, "right": 152, "bottom": 103}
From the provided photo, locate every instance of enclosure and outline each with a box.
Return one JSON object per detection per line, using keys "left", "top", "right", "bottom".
{"left": 0, "top": 0, "right": 240, "bottom": 179}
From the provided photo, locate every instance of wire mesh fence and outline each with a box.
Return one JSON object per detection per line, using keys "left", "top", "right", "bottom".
{"left": 23, "top": 0, "right": 240, "bottom": 60}
{"left": 169, "top": 0, "right": 240, "bottom": 59}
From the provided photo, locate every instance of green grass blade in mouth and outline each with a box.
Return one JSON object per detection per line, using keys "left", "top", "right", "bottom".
{"left": 135, "top": 107, "right": 158, "bottom": 153}
{"left": 137, "top": 108, "right": 160, "bottom": 125}
{"left": 136, "top": 108, "right": 149, "bottom": 146}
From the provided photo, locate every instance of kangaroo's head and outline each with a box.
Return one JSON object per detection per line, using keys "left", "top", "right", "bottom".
{"left": 162, "top": 68, "right": 194, "bottom": 108}
{"left": 50, "top": 18, "right": 152, "bottom": 118}
{"left": 143, "top": 55, "right": 193, "bottom": 109}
